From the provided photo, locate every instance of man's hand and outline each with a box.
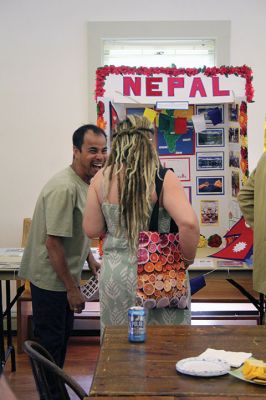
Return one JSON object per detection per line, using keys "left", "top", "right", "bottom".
{"left": 89, "top": 258, "right": 101, "bottom": 276}
{"left": 67, "top": 286, "right": 85, "bottom": 314}
{"left": 87, "top": 250, "right": 101, "bottom": 276}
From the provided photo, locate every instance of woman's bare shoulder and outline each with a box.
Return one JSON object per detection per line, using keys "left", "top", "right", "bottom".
{"left": 163, "top": 169, "right": 182, "bottom": 187}
{"left": 90, "top": 168, "right": 105, "bottom": 186}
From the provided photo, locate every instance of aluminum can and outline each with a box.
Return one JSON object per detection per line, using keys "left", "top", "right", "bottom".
{"left": 128, "top": 306, "right": 146, "bottom": 342}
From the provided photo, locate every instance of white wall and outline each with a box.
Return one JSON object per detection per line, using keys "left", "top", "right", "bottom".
{"left": 0, "top": 0, "right": 265, "bottom": 247}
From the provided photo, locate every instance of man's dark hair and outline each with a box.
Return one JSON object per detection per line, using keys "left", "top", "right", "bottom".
{"left": 72, "top": 124, "right": 106, "bottom": 151}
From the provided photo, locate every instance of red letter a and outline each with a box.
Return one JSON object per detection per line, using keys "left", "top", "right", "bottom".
{"left": 189, "top": 77, "right": 207, "bottom": 98}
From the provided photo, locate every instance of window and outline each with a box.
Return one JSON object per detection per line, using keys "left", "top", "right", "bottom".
{"left": 103, "top": 39, "right": 215, "bottom": 68}
{"left": 87, "top": 21, "right": 230, "bottom": 117}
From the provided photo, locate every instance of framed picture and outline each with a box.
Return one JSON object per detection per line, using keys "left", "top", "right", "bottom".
{"left": 229, "top": 150, "right": 240, "bottom": 168}
{"left": 196, "top": 104, "right": 224, "bottom": 124}
{"left": 161, "top": 157, "right": 190, "bottom": 181}
{"left": 229, "top": 127, "right": 239, "bottom": 144}
{"left": 200, "top": 200, "right": 219, "bottom": 225}
{"left": 196, "top": 128, "right": 224, "bottom": 147}
{"left": 229, "top": 103, "right": 239, "bottom": 122}
{"left": 196, "top": 151, "right": 224, "bottom": 171}
{"left": 183, "top": 186, "right": 192, "bottom": 203}
{"left": 196, "top": 176, "right": 224, "bottom": 195}
{"left": 231, "top": 170, "right": 240, "bottom": 198}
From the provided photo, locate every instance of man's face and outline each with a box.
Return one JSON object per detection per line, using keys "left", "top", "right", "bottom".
{"left": 74, "top": 130, "right": 107, "bottom": 181}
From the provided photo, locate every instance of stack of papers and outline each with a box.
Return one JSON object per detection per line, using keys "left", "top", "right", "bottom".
{"left": 0, "top": 248, "right": 24, "bottom": 264}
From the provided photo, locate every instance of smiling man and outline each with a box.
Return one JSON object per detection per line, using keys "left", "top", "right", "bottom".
{"left": 19, "top": 124, "right": 107, "bottom": 374}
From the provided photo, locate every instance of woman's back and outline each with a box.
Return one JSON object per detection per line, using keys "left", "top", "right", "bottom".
{"left": 99, "top": 201, "right": 190, "bottom": 333}
{"left": 83, "top": 115, "right": 199, "bottom": 336}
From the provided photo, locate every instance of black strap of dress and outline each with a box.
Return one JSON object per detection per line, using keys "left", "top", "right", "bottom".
{"left": 149, "top": 166, "right": 178, "bottom": 233}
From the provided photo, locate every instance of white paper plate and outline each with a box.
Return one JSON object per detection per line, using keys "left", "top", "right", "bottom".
{"left": 176, "top": 357, "right": 230, "bottom": 377}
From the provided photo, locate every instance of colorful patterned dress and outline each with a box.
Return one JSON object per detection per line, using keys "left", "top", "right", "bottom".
{"left": 99, "top": 203, "right": 191, "bottom": 337}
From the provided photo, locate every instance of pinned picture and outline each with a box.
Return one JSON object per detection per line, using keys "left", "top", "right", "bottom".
{"left": 196, "top": 152, "right": 224, "bottom": 171}
{"left": 183, "top": 186, "right": 192, "bottom": 203}
{"left": 196, "top": 104, "right": 224, "bottom": 125}
{"left": 126, "top": 107, "right": 145, "bottom": 116}
{"left": 232, "top": 170, "right": 240, "bottom": 198}
{"left": 200, "top": 200, "right": 219, "bottom": 225}
{"left": 196, "top": 176, "right": 224, "bottom": 195}
{"left": 161, "top": 157, "right": 190, "bottom": 181}
{"left": 228, "top": 199, "right": 241, "bottom": 222}
{"left": 229, "top": 103, "right": 239, "bottom": 122}
{"left": 197, "top": 128, "right": 224, "bottom": 147}
{"left": 229, "top": 127, "right": 239, "bottom": 143}
{"left": 157, "top": 125, "right": 194, "bottom": 155}
{"left": 229, "top": 150, "right": 240, "bottom": 168}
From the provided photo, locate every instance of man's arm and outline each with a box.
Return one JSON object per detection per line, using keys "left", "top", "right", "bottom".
{"left": 237, "top": 170, "right": 255, "bottom": 228}
{"left": 45, "top": 235, "right": 85, "bottom": 313}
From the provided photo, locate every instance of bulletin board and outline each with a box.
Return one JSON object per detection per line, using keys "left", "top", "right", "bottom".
{"left": 95, "top": 65, "right": 254, "bottom": 256}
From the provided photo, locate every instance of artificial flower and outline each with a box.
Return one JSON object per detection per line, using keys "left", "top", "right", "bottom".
{"left": 240, "top": 135, "right": 248, "bottom": 147}
{"left": 96, "top": 115, "right": 107, "bottom": 130}
{"left": 97, "top": 101, "right": 105, "bottom": 116}
{"left": 239, "top": 111, "right": 248, "bottom": 128}
{"left": 240, "top": 126, "right": 247, "bottom": 136}
{"left": 240, "top": 146, "right": 248, "bottom": 159}
{"left": 240, "top": 101, "right": 247, "bottom": 113}
{"left": 240, "top": 158, "right": 248, "bottom": 174}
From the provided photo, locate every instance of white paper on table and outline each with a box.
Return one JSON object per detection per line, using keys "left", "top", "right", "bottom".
{"left": 198, "top": 348, "right": 252, "bottom": 368}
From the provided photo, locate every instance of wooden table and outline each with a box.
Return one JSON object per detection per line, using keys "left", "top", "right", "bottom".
{"left": 90, "top": 325, "right": 266, "bottom": 398}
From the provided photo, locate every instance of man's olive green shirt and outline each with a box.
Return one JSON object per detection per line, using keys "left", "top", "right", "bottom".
{"left": 238, "top": 151, "right": 266, "bottom": 295}
{"left": 19, "top": 167, "right": 89, "bottom": 291}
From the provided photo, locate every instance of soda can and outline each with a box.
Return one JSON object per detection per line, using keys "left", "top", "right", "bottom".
{"left": 128, "top": 306, "right": 146, "bottom": 342}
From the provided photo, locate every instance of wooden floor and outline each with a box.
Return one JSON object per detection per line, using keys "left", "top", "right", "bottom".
{"left": 4, "top": 335, "right": 100, "bottom": 400}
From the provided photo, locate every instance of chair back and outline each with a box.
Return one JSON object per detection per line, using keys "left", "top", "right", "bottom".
{"left": 23, "top": 340, "right": 88, "bottom": 400}
{"left": 21, "top": 218, "right": 32, "bottom": 247}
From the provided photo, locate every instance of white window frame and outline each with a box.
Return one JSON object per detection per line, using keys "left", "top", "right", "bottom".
{"left": 103, "top": 38, "right": 216, "bottom": 68}
{"left": 88, "top": 21, "right": 230, "bottom": 119}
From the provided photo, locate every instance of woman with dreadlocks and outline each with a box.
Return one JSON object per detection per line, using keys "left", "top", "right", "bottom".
{"left": 83, "top": 115, "right": 199, "bottom": 335}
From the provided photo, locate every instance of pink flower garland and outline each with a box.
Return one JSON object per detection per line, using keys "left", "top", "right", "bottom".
{"left": 95, "top": 65, "right": 254, "bottom": 103}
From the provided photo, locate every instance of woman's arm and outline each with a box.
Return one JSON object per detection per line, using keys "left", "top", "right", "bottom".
{"left": 162, "top": 170, "right": 200, "bottom": 264}
{"left": 83, "top": 170, "right": 106, "bottom": 238}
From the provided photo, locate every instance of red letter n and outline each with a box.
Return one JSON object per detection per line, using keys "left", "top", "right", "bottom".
{"left": 123, "top": 77, "right": 141, "bottom": 96}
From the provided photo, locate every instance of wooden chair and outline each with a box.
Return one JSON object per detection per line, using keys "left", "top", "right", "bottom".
{"left": 21, "top": 218, "right": 32, "bottom": 248}
{"left": 23, "top": 340, "right": 88, "bottom": 400}
{"left": 17, "top": 218, "right": 32, "bottom": 354}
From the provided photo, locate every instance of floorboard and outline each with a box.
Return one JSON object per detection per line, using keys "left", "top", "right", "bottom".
{"left": 4, "top": 336, "right": 100, "bottom": 400}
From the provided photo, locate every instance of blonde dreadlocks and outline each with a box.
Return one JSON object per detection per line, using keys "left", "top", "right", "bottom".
{"left": 104, "top": 115, "right": 161, "bottom": 251}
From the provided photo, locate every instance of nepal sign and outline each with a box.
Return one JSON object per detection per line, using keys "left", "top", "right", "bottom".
{"left": 96, "top": 66, "right": 254, "bottom": 105}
